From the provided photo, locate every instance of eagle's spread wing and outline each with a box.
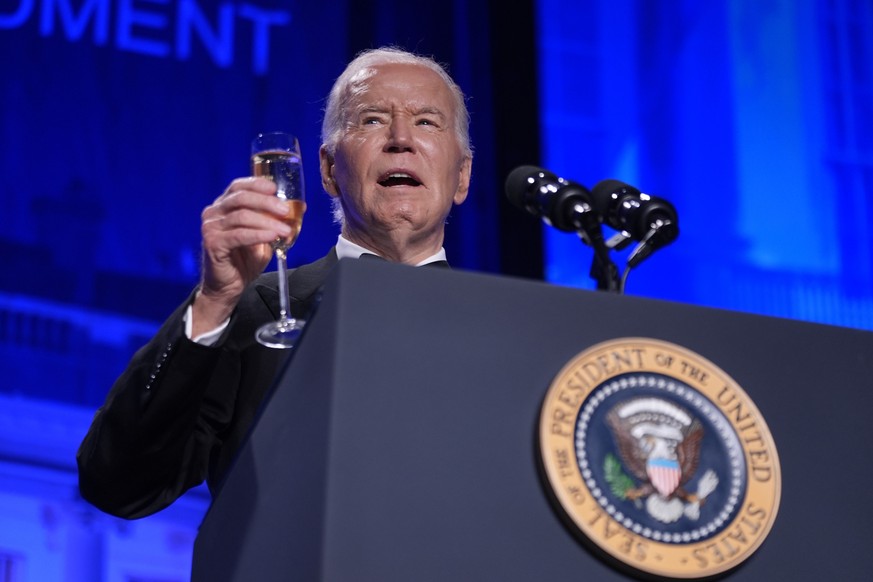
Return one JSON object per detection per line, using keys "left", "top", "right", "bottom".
{"left": 678, "top": 420, "right": 704, "bottom": 484}
{"left": 606, "top": 411, "right": 648, "bottom": 481}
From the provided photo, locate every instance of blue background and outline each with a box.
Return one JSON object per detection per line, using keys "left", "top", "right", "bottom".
{"left": 0, "top": 0, "right": 870, "bottom": 580}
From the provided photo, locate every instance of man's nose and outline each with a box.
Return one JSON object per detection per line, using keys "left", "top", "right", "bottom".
{"left": 384, "top": 117, "right": 414, "bottom": 152}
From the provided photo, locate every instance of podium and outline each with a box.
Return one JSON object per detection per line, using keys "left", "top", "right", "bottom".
{"left": 192, "top": 259, "right": 873, "bottom": 581}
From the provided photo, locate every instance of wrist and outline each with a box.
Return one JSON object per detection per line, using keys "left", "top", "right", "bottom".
{"left": 191, "top": 287, "right": 238, "bottom": 337}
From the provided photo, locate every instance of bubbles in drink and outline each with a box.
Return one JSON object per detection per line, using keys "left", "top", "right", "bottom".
{"left": 252, "top": 150, "right": 304, "bottom": 201}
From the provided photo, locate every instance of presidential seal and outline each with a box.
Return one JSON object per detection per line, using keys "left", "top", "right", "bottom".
{"left": 539, "top": 338, "right": 781, "bottom": 579}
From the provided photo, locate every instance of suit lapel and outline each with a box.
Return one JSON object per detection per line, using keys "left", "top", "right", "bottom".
{"left": 253, "top": 250, "right": 447, "bottom": 319}
{"left": 254, "top": 249, "right": 339, "bottom": 320}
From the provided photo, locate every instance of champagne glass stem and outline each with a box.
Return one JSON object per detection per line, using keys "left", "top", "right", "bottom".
{"left": 275, "top": 247, "right": 291, "bottom": 322}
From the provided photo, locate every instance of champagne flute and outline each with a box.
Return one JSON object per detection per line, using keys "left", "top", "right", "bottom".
{"left": 251, "top": 132, "right": 307, "bottom": 349}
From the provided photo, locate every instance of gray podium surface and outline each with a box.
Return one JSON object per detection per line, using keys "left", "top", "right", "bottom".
{"left": 193, "top": 259, "right": 873, "bottom": 581}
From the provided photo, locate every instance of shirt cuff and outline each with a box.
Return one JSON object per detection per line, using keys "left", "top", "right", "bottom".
{"left": 184, "top": 303, "right": 230, "bottom": 346}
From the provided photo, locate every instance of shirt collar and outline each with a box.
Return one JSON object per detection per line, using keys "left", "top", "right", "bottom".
{"left": 336, "top": 234, "right": 447, "bottom": 266}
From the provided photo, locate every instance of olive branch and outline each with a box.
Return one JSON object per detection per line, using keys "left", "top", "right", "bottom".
{"left": 604, "top": 453, "right": 636, "bottom": 499}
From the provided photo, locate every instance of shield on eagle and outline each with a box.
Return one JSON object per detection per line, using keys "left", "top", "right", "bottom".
{"left": 647, "top": 457, "right": 682, "bottom": 497}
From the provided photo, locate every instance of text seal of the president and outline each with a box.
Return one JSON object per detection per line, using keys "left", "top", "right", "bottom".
{"left": 539, "top": 338, "right": 781, "bottom": 578}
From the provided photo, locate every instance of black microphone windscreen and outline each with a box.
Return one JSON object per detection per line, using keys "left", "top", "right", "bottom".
{"left": 590, "top": 179, "right": 639, "bottom": 216}
{"left": 504, "top": 165, "right": 551, "bottom": 209}
{"left": 591, "top": 179, "right": 678, "bottom": 242}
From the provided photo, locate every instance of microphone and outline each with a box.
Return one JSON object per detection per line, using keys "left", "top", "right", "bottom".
{"left": 504, "top": 165, "right": 597, "bottom": 234}
{"left": 506, "top": 165, "right": 619, "bottom": 290}
{"left": 590, "top": 179, "right": 679, "bottom": 267}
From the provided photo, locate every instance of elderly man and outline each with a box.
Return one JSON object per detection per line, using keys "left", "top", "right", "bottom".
{"left": 77, "top": 48, "right": 473, "bottom": 519}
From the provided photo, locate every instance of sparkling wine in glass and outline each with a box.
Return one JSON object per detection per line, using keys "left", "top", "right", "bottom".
{"left": 251, "top": 132, "right": 306, "bottom": 349}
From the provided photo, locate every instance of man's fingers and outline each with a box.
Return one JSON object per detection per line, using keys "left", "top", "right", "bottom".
{"left": 203, "top": 207, "right": 291, "bottom": 243}
{"left": 204, "top": 225, "right": 284, "bottom": 252}
{"left": 226, "top": 176, "right": 277, "bottom": 195}
{"left": 206, "top": 185, "right": 290, "bottom": 222}
{"left": 202, "top": 177, "right": 292, "bottom": 252}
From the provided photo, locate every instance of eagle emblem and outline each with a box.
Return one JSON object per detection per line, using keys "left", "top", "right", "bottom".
{"left": 605, "top": 397, "right": 719, "bottom": 523}
{"left": 539, "top": 340, "right": 781, "bottom": 577}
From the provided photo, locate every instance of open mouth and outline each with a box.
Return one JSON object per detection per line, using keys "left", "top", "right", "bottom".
{"left": 378, "top": 172, "right": 422, "bottom": 188}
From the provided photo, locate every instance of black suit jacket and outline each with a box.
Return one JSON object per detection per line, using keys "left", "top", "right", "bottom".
{"left": 77, "top": 251, "right": 338, "bottom": 519}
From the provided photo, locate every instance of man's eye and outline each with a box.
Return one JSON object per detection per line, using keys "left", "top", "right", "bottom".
{"left": 362, "top": 116, "right": 384, "bottom": 125}
{"left": 417, "top": 118, "right": 438, "bottom": 127}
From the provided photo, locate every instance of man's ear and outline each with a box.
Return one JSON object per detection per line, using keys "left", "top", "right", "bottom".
{"left": 319, "top": 145, "right": 339, "bottom": 196}
{"left": 453, "top": 157, "right": 472, "bottom": 205}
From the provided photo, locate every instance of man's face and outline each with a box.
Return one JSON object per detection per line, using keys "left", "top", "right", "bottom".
{"left": 320, "top": 63, "right": 471, "bottom": 248}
